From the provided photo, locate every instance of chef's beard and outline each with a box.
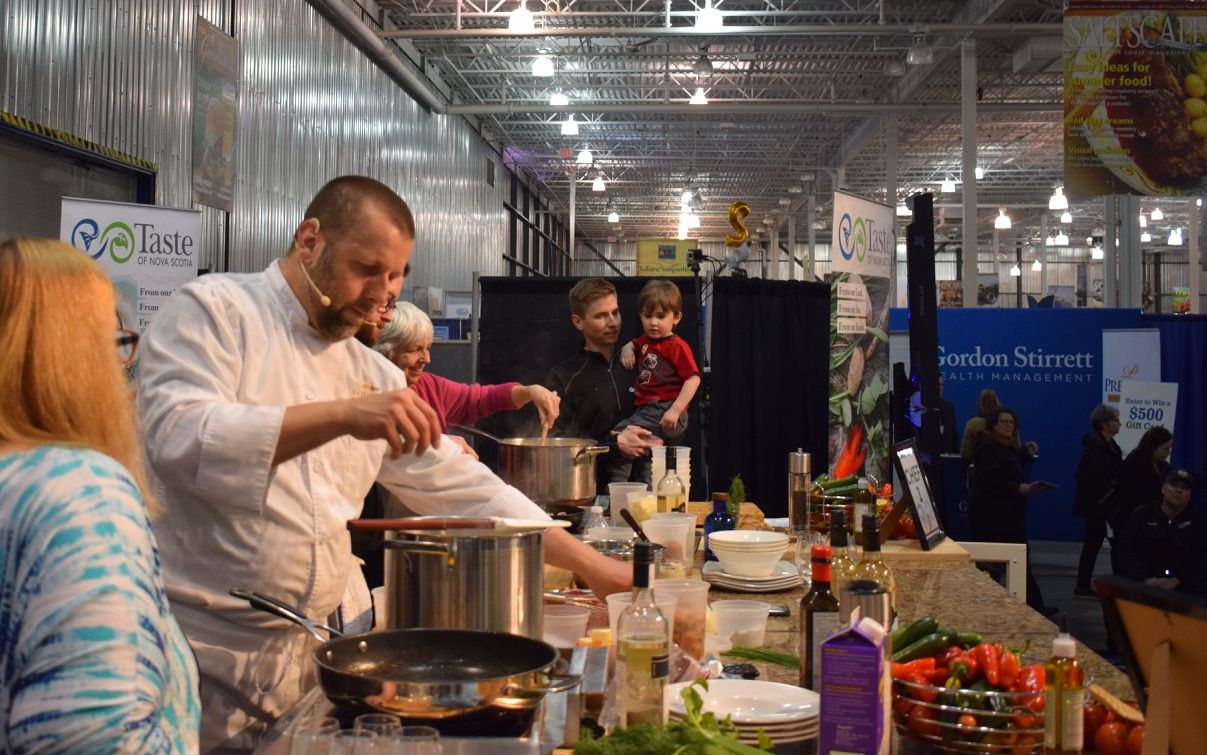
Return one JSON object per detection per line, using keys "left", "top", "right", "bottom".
{"left": 307, "top": 252, "right": 372, "bottom": 343}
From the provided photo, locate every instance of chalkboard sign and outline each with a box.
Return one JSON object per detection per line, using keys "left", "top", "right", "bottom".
{"left": 892, "top": 439, "right": 946, "bottom": 550}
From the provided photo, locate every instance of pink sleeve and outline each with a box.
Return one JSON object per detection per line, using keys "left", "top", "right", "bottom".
{"left": 424, "top": 373, "right": 520, "bottom": 427}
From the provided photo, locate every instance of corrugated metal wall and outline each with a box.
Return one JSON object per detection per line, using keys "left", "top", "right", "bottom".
{"left": 0, "top": 0, "right": 506, "bottom": 289}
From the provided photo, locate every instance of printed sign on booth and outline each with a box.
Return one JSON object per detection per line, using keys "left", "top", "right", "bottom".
{"left": 60, "top": 197, "right": 200, "bottom": 334}
{"left": 1116, "top": 380, "right": 1179, "bottom": 454}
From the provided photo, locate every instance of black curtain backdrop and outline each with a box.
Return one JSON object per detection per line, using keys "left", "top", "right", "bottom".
{"left": 707, "top": 276, "right": 831, "bottom": 517}
{"left": 476, "top": 276, "right": 703, "bottom": 495}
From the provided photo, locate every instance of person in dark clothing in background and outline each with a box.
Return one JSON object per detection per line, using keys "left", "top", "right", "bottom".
{"left": 544, "top": 278, "right": 660, "bottom": 492}
{"left": 969, "top": 407, "right": 1053, "bottom": 613}
{"left": 1116, "top": 468, "right": 1206, "bottom": 597}
{"left": 1107, "top": 425, "right": 1173, "bottom": 573}
{"left": 938, "top": 374, "right": 958, "bottom": 454}
{"left": 1073, "top": 404, "right": 1123, "bottom": 597}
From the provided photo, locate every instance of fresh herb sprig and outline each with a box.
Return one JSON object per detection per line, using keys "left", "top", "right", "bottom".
{"left": 727, "top": 474, "right": 746, "bottom": 521}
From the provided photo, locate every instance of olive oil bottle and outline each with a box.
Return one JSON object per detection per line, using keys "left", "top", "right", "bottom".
{"left": 1043, "top": 634, "right": 1084, "bottom": 754}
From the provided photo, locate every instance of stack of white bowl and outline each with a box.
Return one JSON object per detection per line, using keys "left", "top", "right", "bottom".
{"left": 707, "top": 530, "right": 790, "bottom": 578}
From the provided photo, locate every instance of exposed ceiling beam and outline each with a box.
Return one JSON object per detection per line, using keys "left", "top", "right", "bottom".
{"left": 450, "top": 100, "right": 1059, "bottom": 114}
{"left": 381, "top": 22, "right": 1061, "bottom": 39}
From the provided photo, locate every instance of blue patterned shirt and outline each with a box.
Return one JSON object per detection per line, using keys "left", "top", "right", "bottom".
{"left": 0, "top": 446, "right": 200, "bottom": 753}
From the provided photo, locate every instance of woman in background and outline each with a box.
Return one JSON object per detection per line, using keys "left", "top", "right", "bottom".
{"left": 1107, "top": 425, "right": 1173, "bottom": 568}
{"left": 0, "top": 238, "right": 199, "bottom": 752}
{"left": 1072, "top": 404, "right": 1123, "bottom": 597}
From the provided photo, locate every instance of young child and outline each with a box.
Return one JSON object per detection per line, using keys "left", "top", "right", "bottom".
{"left": 611, "top": 279, "right": 701, "bottom": 484}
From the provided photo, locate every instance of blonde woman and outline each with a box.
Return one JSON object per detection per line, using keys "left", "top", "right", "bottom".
{"left": 0, "top": 238, "right": 199, "bottom": 752}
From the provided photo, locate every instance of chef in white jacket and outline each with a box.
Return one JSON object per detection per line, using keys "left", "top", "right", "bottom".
{"left": 137, "top": 176, "right": 629, "bottom": 752}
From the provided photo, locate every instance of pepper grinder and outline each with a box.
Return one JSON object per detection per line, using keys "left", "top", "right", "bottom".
{"left": 788, "top": 449, "right": 813, "bottom": 536}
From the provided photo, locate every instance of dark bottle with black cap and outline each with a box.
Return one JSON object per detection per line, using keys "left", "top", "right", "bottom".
{"left": 616, "top": 541, "right": 671, "bottom": 726}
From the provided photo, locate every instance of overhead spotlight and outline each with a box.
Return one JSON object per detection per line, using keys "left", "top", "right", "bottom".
{"left": 532, "top": 54, "right": 555, "bottom": 77}
{"left": 1048, "top": 186, "right": 1068, "bottom": 211}
{"left": 788, "top": 184, "right": 803, "bottom": 194}
{"left": 689, "top": 214, "right": 702, "bottom": 229}
{"left": 607, "top": 210, "right": 619, "bottom": 223}
{"left": 1140, "top": 230, "right": 1152, "bottom": 243}
{"left": 508, "top": 0, "right": 535, "bottom": 32}
{"left": 1045, "top": 235, "right": 1055, "bottom": 247}
{"left": 549, "top": 90, "right": 569, "bottom": 107}
{"left": 592, "top": 175, "right": 605, "bottom": 192}
{"left": 1032, "top": 258, "right": 1043, "bottom": 272}
{"left": 576, "top": 149, "right": 593, "bottom": 166}
{"left": 994, "top": 208, "right": 1011, "bottom": 229}
{"left": 974, "top": 166, "right": 985, "bottom": 180}
{"left": 1086, "top": 235, "right": 1094, "bottom": 246}
{"left": 689, "top": 87, "right": 708, "bottom": 105}
{"left": 693, "top": 54, "right": 714, "bottom": 76}
{"left": 1060, "top": 210, "right": 1072, "bottom": 224}
{"left": 884, "top": 60, "right": 907, "bottom": 77}
{"left": 1009, "top": 263, "right": 1021, "bottom": 277}
{"left": 1139, "top": 213, "right": 1147, "bottom": 228}
{"left": 681, "top": 189, "right": 694, "bottom": 204}
{"left": 1092, "top": 246, "right": 1104, "bottom": 260}
{"left": 560, "top": 115, "right": 579, "bottom": 135}
{"left": 940, "top": 177, "right": 956, "bottom": 193}
{"left": 1054, "top": 231, "right": 1069, "bottom": 246}
{"left": 778, "top": 197, "right": 791, "bottom": 206}
{"left": 1168, "top": 227, "right": 1183, "bottom": 245}
{"left": 896, "top": 203, "right": 911, "bottom": 217}
{"left": 1151, "top": 206, "right": 1164, "bottom": 221}
{"left": 695, "top": 0, "right": 723, "bottom": 32}
{"left": 906, "top": 37, "right": 934, "bottom": 65}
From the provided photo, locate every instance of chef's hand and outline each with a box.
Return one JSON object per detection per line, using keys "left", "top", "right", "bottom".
{"left": 450, "top": 435, "right": 479, "bottom": 460}
{"left": 346, "top": 389, "right": 442, "bottom": 459}
{"left": 577, "top": 549, "right": 632, "bottom": 598}
{"left": 620, "top": 341, "right": 636, "bottom": 369}
{"left": 523, "top": 385, "right": 561, "bottom": 430}
{"left": 660, "top": 407, "right": 682, "bottom": 435}
{"left": 617, "top": 425, "right": 661, "bottom": 459}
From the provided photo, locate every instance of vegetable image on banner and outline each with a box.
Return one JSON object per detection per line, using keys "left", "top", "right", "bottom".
{"left": 829, "top": 191, "right": 894, "bottom": 482}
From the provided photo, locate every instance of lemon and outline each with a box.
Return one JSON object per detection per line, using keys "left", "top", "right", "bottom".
{"left": 1186, "top": 97, "right": 1207, "bottom": 119}
{"left": 1193, "top": 117, "right": 1207, "bottom": 139}
{"left": 1185, "top": 74, "right": 1207, "bottom": 99}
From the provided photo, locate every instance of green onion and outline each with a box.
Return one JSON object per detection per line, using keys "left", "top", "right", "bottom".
{"left": 722, "top": 647, "right": 801, "bottom": 668}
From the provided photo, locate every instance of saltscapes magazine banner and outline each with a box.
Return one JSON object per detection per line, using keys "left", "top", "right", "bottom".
{"left": 1065, "top": 1, "right": 1207, "bottom": 198}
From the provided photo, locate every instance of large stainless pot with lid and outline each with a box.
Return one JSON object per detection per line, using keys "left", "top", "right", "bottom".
{"left": 348, "top": 516, "right": 545, "bottom": 638}
{"left": 452, "top": 426, "right": 609, "bottom": 508}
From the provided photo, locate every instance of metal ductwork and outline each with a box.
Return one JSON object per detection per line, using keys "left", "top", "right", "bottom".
{"left": 1012, "top": 37, "right": 1064, "bottom": 73}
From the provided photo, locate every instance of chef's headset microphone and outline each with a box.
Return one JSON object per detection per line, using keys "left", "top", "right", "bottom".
{"left": 297, "top": 217, "right": 332, "bottom": 307}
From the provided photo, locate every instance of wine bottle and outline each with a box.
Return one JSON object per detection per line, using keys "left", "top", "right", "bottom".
{"left": 799, "top": 544, "right": 840, "bottom": 691}
{"left": 828, "top": 509, "right": 855, "bottom": 605}
{"left": 849, "top": 513, "right": 896, "bottom": 618}
{"left": 616, "top": 541, "right": 671, "bottom": 727}
{"left": 655, "top": 457, "right": 686, "bottom": 514}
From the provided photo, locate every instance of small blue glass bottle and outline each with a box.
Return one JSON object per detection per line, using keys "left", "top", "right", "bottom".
{"left": 703, "top": 493, "right": 735, "bottom": 562}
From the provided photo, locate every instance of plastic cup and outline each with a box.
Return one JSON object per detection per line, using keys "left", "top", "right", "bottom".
{"left": 608, "top": 482, "right": 648, "bottom": 524}
{"left": 652, "top": 578, "right": 711, "bottom": 659}
{"left": 606, "top": 592, "right": 678, "bottom": 640}
{"left": 543, "top": 604, "right": 591, "bottom": 647}
{"left": 641, "top": 517, "right": 695, "bottom": 568}
{"left": 626, "top": 492, "right": 658, "bottom": 524}
{"left": 712, "top": 600, "right": 772, "bottom": 647}
{"left": 370, "top": 586, "right": 389, "bottom": 630}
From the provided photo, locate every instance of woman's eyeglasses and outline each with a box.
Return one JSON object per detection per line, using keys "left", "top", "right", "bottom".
{"left": 116, "top": 329, "right": 140, "bottom": 367}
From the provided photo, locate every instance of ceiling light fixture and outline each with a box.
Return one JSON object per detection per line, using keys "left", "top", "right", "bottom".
{"left": 1168, "top": 227, "right": 1183, "bottom": 245}
{"left": 532, "top": 54, "right": 554, "bottom": 77}
{"left": 788, "top": 184, "right": 803, "bottom": 194}
{"left": 884, "top": 60, "right": 907, "bottom": 77}
{"left": 1048, "top": 186, "right": 1068, "bottom": 211}
{"left": 1060, "top": 211, "right": 1072, "bottom": 224}
{"left": 994, "top": 208, "right": 1012, "bottom": 229}
{"left": 1092, "top": 246, "right": 1104, "bottom": 260}
{"left": 607, "top": 210, "right": 619, "bottom": 223}
{"left": 1140, "top": 230, "right": 1152, "bottom": 243}
{"left": 1054, "top": 231, "right": 1069, "bottom": 246}
{"left": 906, "top": 35, "right": 934, "bottom": 65}
{"left": 689, "top": 87, "right": 708, "bottom": 105}
{"left": 1045, "top": 235, "right": 1055, "bottom": 247}
{"left": 681, "top": 189, "right": 694, "bottom": 205}
{"left": 1151, "top": 206, "right": 1164, "bottom": 221}
{"left": 941, "top": 176, "right": 956, "bottom": 193}
{"left": 896, "top": 203, "right": 911, "bottom": 217}
{"left": 508, "top": 0, "right": 535, "bottom": 32}
{"left": 576, "top": 148, "right": 593, "bottom": 165}
{"left": 1009, "top": 263, "right": 1021, "bottom": 277}
{"left": 549, "top": 90, "right": 569, "bottom": 107}
{"left": 1139, "top": 213, "right": 1147, "bottom": 228}
{"left": 974, "top": 166, "right": 984, "bottom": 180}
{"left": 560, "top": 115, "right": 578, "bottom": 135}
{"left": 591, "top": 175, "right": 605, "bottom": 191}
{"left": 693, "top": 54, "right": 714, "bottom": 76}
{"left": 695, "top": 0, "right": 723, "bottom": 32}
{"left": 1032, "top": 258, "right": 1043, "bottom": 272}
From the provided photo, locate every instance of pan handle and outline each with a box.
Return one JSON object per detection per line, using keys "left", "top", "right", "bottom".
{"left": 505, "top": 670, "right": 584, "bottom": 696}
{"left": 381, "top": 539, "right": 457, "bottom": 570}
{"left": 347, "top": 517, "right": 493, "bottom": 531}
{"left": 229, "top": 588, "right": 342, "bottom": 643}
{"left": 574, "top": 445, "right": 610, "bottom": 463}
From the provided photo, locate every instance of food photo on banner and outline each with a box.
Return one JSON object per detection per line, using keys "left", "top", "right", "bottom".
{"left": 1064, "top": 1, "right": 1207, "bottom": 198}
{"left": 829, "top": 190, "right": 894, "bottom": 483}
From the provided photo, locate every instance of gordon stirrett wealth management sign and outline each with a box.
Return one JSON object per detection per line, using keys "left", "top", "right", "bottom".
{"left": 939, "top": 345, "right": 1095, "bottom": 384}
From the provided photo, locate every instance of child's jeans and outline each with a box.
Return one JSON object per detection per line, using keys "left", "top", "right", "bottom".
{"left": 608, "top": 400, "right": 688, "bottom": 485}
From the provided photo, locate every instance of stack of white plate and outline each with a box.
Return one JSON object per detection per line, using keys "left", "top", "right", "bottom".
{"left": 667, "top": 679, "right": 819, "bottom": 745}
{"left": 701, "top": 560, "right": 803, "bottom": 592}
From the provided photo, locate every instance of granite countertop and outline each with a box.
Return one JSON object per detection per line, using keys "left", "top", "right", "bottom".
{"left": 710, "top": 558, "right": 1132, "bottom": 699}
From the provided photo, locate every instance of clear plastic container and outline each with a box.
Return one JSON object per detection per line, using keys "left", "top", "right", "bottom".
{"left": 543, "top": 604, "right": 592, "bottom": 647}
{"left": 608, "top": 482, "right": 648, "bottom": 525}
{"left": 652, "top": 578, "right": 711, "bottom": 660}
{"left": 712, "top": 599, "right": 772, "bottom": 647}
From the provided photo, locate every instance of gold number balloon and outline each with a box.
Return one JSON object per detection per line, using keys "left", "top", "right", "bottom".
{"left": 725, "top": 201, "right": 751, "bottom": 247}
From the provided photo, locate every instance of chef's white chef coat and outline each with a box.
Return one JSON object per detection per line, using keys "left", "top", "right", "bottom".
{"left": 137, "top": 260, "right": 546, "bottom": 748}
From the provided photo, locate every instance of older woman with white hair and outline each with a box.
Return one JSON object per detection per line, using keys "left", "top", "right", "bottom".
{"left": 376, "top": 301, "right": 560, "bottom": 432}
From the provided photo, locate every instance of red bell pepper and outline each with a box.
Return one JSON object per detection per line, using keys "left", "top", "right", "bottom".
{"left": 1014, "top": 664, "right": 1046, "bottom": 712}
{"left": 891, "top": 657, "right": 936, "bottom": 680}
{"left": 975, "top": 643, "right": 1000, "bottom": 687}
{"left": 937, "top": 644, "right": 964, "bottom": 669}
{"left": 999, "top": 645, "right": 1020, "bottom": 689}
{"left": 906, "top": 671, "right": 938, "bottom": 703}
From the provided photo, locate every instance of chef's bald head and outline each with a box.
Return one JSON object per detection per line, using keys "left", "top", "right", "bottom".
{"left": 299, "top": 176, "right": 416, "bottom": 248}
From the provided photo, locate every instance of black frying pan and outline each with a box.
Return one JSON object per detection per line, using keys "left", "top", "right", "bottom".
{"left": 230, "top": 589, "right": 578, "bottom": 736}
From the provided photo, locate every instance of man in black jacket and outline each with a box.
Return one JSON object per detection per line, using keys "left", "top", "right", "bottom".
{"left": 545, "top": 278, "right": 660, "bottom": 493}
{"left": 1116, "top": 468, "right": 1206, "bottom": 597}
{"left": 1073, "top": 404, "right": 1123, "bottom": 597}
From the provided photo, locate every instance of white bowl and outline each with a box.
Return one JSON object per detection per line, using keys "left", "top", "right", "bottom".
{"left": 712, "top": 546, "right": 784, "bottom": 578}
{"left": 710, "top": 541, "right": 789, "bottom": 553}
{"left": 708, "top": 530, "right": 789, "bottom": 548}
